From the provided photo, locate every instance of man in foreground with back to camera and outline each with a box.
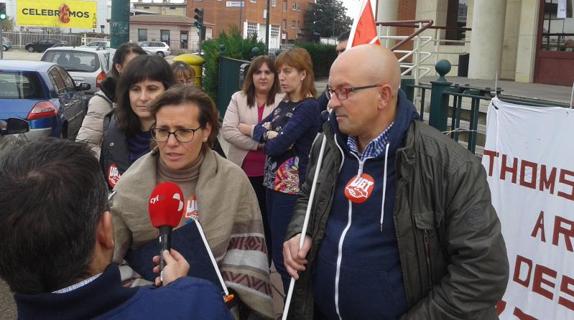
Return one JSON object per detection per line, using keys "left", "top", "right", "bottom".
{"left": 0, "top": 139, "right": 232, "bottom": 319}
{"left": 283, "top": 44, "right": 509, "bottom": 319}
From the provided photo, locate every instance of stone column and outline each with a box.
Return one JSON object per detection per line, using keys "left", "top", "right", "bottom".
{"left": 468, "top": 0, "right": 507, "bottom": 79}
{"left": 515, "top": 0, "right": 540, "bottom": 83}
{"left": 377, "top": 0, "right": 399, "bottom": 48}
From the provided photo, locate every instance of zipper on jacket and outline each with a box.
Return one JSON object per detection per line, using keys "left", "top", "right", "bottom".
{"left": 423, "top": 230, "right": 434, "bottom": 289}
{"left": 333, "top": 155, "right": 364, "bottom": 320}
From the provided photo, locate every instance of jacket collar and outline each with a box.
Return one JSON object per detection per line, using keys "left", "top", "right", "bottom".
{"left": 325, "top": 89, "right": 419, "bottom": 158}
{"left": 14, "top": 264, "right": 138, "bottom": 320}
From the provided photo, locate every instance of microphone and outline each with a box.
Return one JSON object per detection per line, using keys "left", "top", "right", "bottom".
{"left": 148, "top": 182, "right": 185, "bottom": 276}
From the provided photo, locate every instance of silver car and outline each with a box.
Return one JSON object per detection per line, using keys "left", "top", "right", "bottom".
{"left": 40, "top": 47, "right": 112, "bottom": 93}
{"left": 138, "top": 41, "right": 171, "bottom": 57}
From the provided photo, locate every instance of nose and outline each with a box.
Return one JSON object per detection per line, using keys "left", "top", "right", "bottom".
{"left": 166, "top": 132, "right": 179, "bottom": 146}
{"left": 139, "top": 88, "right": 151, "bottom": 102}
{"left": 328, "top": 92, "right": 341, "bottom": 110}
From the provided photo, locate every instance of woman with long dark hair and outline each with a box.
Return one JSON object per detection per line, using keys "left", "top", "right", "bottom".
{"left": 76, "top": 43, "right": 146, "bottom": 157}
{"left": 100, "top": 54, "right": 175, "bottom": 188}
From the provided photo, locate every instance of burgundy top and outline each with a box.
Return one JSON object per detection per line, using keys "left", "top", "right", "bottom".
{"left": 242, "top": 103, "right": 266, "bottom": 177}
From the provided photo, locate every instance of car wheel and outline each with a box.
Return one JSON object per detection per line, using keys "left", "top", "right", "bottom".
{"left": 1, "top": 46, "right": 6, "bottom": 51}
{"left": 26, "top": 46, "right": 34, "bottom": 53}
{"left": 157, "top": 51, "right": 165, "bottom": 57}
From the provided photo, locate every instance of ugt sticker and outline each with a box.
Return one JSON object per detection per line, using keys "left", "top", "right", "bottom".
{"left": 344, "top": 173, "right": 375, "bottom": 204}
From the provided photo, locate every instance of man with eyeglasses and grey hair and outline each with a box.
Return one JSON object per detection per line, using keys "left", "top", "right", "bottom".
{"left": 282, "top": 44, "right": 509, "bottom": 319}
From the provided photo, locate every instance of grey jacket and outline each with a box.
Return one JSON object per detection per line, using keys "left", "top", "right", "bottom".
{"left": 285, "top": 120, "right": 509, "bottom": 320}
{"left": 76, "top": 91, "right": 113, "bottom": 158}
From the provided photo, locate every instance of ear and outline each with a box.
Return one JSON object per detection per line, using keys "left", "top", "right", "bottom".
{"left": 114, "top": 63, "right": 123, "bottom": 75}
{"left": 300, "top": 70, "right": 307, "bottom": 82}
{"left": 202, "top": 123, "right": 212, "bottom": 143}
{"left": 96, "top": 211, "right": 114, "bottom": 250}
{"left": 378, "top": 84, "right": 393, "bottom": 110}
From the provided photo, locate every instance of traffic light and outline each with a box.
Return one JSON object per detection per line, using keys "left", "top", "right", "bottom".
{"left": 193, "top": 8, "right": 204, "bottom": 30}
{"left": 0, "top": 3, "right": 7, "bottom": 21}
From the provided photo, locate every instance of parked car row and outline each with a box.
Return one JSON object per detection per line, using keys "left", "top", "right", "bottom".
{"left": 41, "top": 46, "right": 112, "bottom": 93}
{"left": 0, "top": 60, "right": 91, "bottom": 142}
{"left": 25, "top": 39, "right": 68, "bottom": 53}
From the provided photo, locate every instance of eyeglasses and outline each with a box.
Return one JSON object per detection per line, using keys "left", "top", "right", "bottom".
{"left": 151, "top": 126, "right": 202, "bottom": 143}
{"left": 326, "top": 84, "right": 382, "bottom": 101}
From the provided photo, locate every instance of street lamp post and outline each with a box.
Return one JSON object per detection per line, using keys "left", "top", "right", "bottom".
{"left": 265, "top": 0, "right": 270, "bottom": 53}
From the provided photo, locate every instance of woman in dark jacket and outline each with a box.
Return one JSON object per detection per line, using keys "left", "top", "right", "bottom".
{"left": 239, "top": 48, "right": 322, "bottom": 291}
{"left": 100, "top": 55, "right": 175, "bottom": 188}
{"left": 76, "top": 43, "right": 146, "bottom": 157}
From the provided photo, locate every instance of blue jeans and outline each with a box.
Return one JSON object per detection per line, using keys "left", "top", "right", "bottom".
{"left": 266, "top": 189, "right": 298, "bottom": 292}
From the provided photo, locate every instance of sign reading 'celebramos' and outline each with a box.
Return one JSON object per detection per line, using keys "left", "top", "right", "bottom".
{"left": 17, "top": 0, "right": 97, "bottom": 29}
{"left": 483, "top": 97, "right": 574, "bottom": 320}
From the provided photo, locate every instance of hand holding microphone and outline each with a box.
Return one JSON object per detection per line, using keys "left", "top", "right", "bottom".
{"left": 152, "top": 249, "right": 189, "bottom": 286}
{"left": 148, "top": 182, "right": 185, "bottom": 285}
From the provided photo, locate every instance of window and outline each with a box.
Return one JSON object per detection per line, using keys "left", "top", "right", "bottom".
{"left": 291, "top": 20, "right": 296, "bottom": 29}
{"left": 138, "top": 28, "right": 147, "bottom": 42}
{"left": 282, "top": 19, "right": 287, "bottom": 29}
{"left": 445, "top": 0, "right": 467, "bottom": 41}
{"left": 271, "top": 0, "right": 276, "bottom": 7}
{"left": 292, "top": 2, "right": 299, "bottom": 10}
{"left": 283, "top": 0, "right": 287, "bottom": 12}
{"left": 542, "top": 0, "right": 574, "bottom": 51}
{"left": 247, "top": 22, "right": 258, "bottom": 38}
{"left": 180, "top": 31, "right": 189, "bottom": 49}
{"left": 160, "top": 30, "right": 170, "bottom": 45}
{"left": 271, "top": 25, "right": 280, "bottom": 37}
{"left": 250, "top": 0, "right": 256, "bottom": 3}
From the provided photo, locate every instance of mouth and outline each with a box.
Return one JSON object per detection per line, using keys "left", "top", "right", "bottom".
{"left": 165, "top": 153, "right": 183, "bottom": 161}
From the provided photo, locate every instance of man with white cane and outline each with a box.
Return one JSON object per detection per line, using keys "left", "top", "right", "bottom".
{"left": 282, "top": 44, "right": 509, "bottom": 319}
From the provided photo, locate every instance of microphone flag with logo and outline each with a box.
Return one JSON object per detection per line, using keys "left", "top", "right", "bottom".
{"left": 148, "top": 182, "right": 185, "bottom": 274}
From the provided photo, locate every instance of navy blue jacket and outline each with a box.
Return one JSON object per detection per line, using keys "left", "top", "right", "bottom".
{"left": 14, "top": 264, "right": 233, "bottom": 320}
{"left": 313, "top": 93, "right": 418, "bottom": 319}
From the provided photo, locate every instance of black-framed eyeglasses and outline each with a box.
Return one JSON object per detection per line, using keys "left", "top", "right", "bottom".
{"left": 326, "top": 84, "right": 382, "bottom": 101}
{"left": 151, "top": 126, "right": 202, "bottom": 143}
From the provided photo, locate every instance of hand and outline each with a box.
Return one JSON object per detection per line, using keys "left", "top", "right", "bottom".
{"left": 283, "top": 234, "right": 312, "bottom": 280}
{"left": 262, "top": 122, "right": 271, "bottom": 130}
{"left": 266, "top": 130, "right": 279, "bottom": 140}
{"left": 153, "top": 249, "right": 190, "bottom": 287}
{"left": 238, "top": 123, "right": 253, "bottom": 136}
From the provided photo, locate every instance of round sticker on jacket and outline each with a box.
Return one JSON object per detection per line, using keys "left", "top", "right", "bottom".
{"left": 344, "top": 173, "right": 375, "bottom": 204}
{"left": 107, "top": 164, "right": 121, "bottom": 189}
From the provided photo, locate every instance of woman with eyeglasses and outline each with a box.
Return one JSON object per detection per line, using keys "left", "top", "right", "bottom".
{"left": 238, "top": 47, "right": 322, "bottom": 292}
{"left": 222, "top": 55, "right": 283, "bottom": 266}
{"left": 110, "top": 85, "right": 274, "bottom": 319}
{"left": 100, "top": 55, "right": 175, "bottom": 189}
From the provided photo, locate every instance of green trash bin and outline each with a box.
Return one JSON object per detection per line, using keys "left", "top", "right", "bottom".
{"left": 173, "top": 54, "right": 205, "bottom": 87}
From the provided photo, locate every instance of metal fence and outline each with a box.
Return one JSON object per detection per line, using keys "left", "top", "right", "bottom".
{"left": 2, "top": 32, "right": 85, "bottom": 48}
{"left": 402, "top": 60, "right": 571, "bottom": 155}
{"left": 216, "top": 56, "right": 249, "bottom": 118}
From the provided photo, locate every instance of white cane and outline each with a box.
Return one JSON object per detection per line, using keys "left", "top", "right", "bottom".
{"left": 282, "top": 131, "right": 329, "bottom": 320}
{"left": 192, "top": 218, "right": 235, "bottom": 303}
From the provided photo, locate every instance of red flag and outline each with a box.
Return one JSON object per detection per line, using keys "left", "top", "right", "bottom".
{"left": 347, "top": 0, "right": 380, "bottom": 49}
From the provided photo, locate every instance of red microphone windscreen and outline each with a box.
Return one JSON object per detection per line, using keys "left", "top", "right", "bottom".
{"left": 148, "top": 182, "right": 185, "bottom": 228}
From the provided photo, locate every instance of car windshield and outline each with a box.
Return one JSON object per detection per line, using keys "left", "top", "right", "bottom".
{"left": 42, "top": 50, "right": 100, "bottom": 72}
{"left": 0, "top": 72, "right": 44, "bottom": 99}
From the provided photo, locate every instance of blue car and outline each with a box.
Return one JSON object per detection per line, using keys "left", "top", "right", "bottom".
{"left": 0, "top": 60, "right": 91, "bottom": 140}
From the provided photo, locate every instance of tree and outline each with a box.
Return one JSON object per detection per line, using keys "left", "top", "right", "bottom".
{"left": 303, "top": 0, "right": 352, "bottom": 41}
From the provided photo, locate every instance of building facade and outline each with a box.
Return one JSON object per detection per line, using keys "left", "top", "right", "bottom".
{"left": 129, "top": 14, "right": 213, "bottom": 52}
{"left": 186, "top": 0, "right": 311, "bottom": 48}
{"left": 378, "top": 0, "right": 574, "bottom": 86}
